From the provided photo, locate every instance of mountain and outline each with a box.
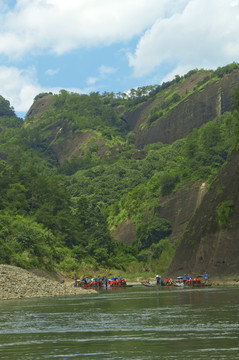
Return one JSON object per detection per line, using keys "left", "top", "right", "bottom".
{"left": 26, "top": 66, "right": 239, "bottom": 161}
{"left": 123, "top": 68, "right": 239, "bottom": 146}
{"left": 0, "top": 63, "right": 239, "bottom": 277}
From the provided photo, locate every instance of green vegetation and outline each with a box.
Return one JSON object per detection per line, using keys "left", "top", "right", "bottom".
{"left": 34, "top": 92, "right": 53, "bottom": 101}
{"left": 0, "top": 63, "right": 239, "bottom": 276}
{"left": 217, "top": 200, "right": 234, "bottom": 228}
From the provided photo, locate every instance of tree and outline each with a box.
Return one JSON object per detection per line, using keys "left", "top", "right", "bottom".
{"left": 184, "top": 129, "right": 199, "bottom": 159}
{"left": 6, "top": 183, "right": 29, "bottom": 214}
{"left": 0, "top": 96, "right": 16, "bottom": 117}
{"left": 200, "top": 122, "right": 221, "bottom": 149}
{"left": 233, "top": 88, "right": 239, "bottom": 111}
{"left": 151, "top": 238, "right": 170, "bottom": 259}
{"left": 160, "top": 173, "right": 179, "bottom": 196}
{"left": 136, "top": 217, "right": 172, "bottom": 249}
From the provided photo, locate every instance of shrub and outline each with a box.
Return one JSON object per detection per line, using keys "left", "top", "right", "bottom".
{"left": 136, "top": 217, "right": 172, "bottom": 249}
{"left": 160, "top": 173, "right": 179, "bottom": 196}
{"left": 217, "top": 200, "right": 234, "bottom": 228}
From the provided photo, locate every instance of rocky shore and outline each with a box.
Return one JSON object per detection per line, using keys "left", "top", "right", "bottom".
{"left": 0, "top": 264, "right": 96, "bottom": 301}
{"left": 1, "top": 264, "right": 238, "bottom": 301}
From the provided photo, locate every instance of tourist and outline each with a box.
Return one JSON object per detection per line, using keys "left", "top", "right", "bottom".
{"left": 156, "top": 274, "right": 160, "bottom": 285}
{"left": 187, "top": 275, "right": 192, "bottom": 285}
{"left": 195, "top": 276, "right": 201, "bottom": 284}
{"left": 75, "top": 279, "right": 80, "bottom": 287}
{"left": 204, "top": 273, "right": 210, "bottom": 281}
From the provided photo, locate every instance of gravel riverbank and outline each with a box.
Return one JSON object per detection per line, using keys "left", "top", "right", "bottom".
{"left": 0, "top": 264, "right": 96, "bottom": 301}
{"left": 1, "top": 264, "right": 238, "bottom": 301}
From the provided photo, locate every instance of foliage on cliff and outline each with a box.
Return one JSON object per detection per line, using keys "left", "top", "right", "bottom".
{"left": 1, "top": 63, "right": 239, "bottom": 274}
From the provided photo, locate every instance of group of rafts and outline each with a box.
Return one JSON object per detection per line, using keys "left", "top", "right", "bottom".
{"left": 74, "top": 274, "right": 211, "bottom": 289}
{"left": 143, "top": 273, "right": 210, "bottom": 287}
{"left": 74, "top": 276, "right": 128, "bottom": 289}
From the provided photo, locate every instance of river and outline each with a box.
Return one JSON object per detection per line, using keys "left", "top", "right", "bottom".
{"left": 0, "top": 286, "right": 239, "bottom": 359}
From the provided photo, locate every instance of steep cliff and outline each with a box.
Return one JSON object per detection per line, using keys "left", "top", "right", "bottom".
{"left": 1, "top": 63, "right": 239, "bottom": 275}
{"left": 166, "top": 149, "right": 239, "bottom": 276}
{"left": 112, "top": 181, "right": 207, "bottom": 245}
{"left": 26, "top": 94, "right": 54, "bottom": 122}
{"left": 123, "top": 69, "right": 239, "bottom": 147}
{"left": 25, "top": 95, "right": 125, "bottom": 164}
{"left": 25, "top": 68, "right": 239, "bottom": 163}
{"left": 22, "top": 66, "right": 239, "bottom": 276}
{"left": 157, "top": 181, "right": 208, "bottom": 243}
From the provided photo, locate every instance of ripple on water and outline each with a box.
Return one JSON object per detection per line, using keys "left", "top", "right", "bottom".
{"left": 0, "top": 287, "right": 239, "bottom": 359}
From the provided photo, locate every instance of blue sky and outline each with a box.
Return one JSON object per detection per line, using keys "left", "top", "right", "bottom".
{"left": 1, "top": 0, "right": 239, "bottom": 118}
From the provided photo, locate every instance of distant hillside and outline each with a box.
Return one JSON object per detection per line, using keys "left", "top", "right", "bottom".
{"left": 25, "top": 64, "right": 239, "bottom": 164}
{"left": 25, "top": 91, "right": 129, "bottom": 165}
{"left": 122, "top": 68, "right": 239, "bottom": 146}
{"left": 0, "top": 63, "right": 239, "bottom": 277}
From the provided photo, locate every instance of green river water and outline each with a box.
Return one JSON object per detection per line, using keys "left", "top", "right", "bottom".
{"left": 0, "top": 286, "right": 238, "bottom": 359}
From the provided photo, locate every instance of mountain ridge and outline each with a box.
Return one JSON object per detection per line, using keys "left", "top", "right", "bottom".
{"left": 0, "top": 63, "right": 239, "bottom": 277}
{"left": 123, "top": 69, "right": 239, "bottom": 146}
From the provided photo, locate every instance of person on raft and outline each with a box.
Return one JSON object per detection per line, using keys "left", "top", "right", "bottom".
{"left": 156, "top": 275, "right": 160, "bottom": 285}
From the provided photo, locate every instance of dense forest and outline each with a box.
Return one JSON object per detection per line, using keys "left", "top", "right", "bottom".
{"left": 0, "top": 63, "right": 239, "bottom": 276}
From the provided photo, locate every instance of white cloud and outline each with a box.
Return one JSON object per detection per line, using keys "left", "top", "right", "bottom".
{"left": 99, "top": 65, "right": 117, "bottom": 77}
{"left": 161, "top": 64, "right": 194, "bottom": 83}
{"left": 0, "top": 62, "right": 118, "bottom": 114}
{"left": 87, "top": 65, "right": 117, "bottom": 86}
{"left": 0, "top": 65, "right": 88, "bottom": 114}
{"left": 1, "top": 0, "right": 239, "bottom": 114}
{"left": 0, "top": 66, "right": 42, "bottom": 112}
{"left": 45, "top": 68, "right": 59, "bottom": 77}
{"left": 0, "top": 0, "right": 187, "bottom": 57}
{"left": 87, "top": 76, "right": 98, "bottom": 85}
{"left": 129, "top": 0, "right": 239, "bottom": 78}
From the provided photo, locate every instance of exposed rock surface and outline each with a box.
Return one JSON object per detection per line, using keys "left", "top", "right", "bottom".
{"left": 166, "top": 150, "right": 239, "bottom": 277}
{"left": 26, "top": 94, "right": 54, "bottom": 120}
{"left": 24, "top": 70, "right": 239, "bottom": 165}
{"left": 124, "top": 70, "right": 239, "bottom": 147}
{"left": 0, "top": 264, "right": 96, "bottom": 300}
{"left": 20, "top": 70, "right": 239, "bottom": 278}
{"left": 112, "top": 181, "right": 207, "bottom": 245}
{"left": 158, "top": 181, "right": 207, "bottom": 242}
{"left": 112, "top": 219, "right": 136, "bottom": 244}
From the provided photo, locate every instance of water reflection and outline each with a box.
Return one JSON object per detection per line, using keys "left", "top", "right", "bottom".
{"left": 0, "top": 286, "right": 239, "bottom": 359}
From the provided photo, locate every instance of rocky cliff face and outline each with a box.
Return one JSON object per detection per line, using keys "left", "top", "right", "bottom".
{"left": 23, "top": 70, "right": 239, "bottom": 278}
{"left": 26, "top": 100, "right": 120, "bottom": 164}
{"left": 157, "top": 181, "right": 207, "bottom": 243}
{"left": 25, "top": 70, "right": 239, "bottom": 163}
{"left": 166, "top": 150, "right": 239, "bottom": 276}
{"left": 112, "top": 71, "right": 239, "bottom": 275}
{"left": 112, "top": 180, "right": 207, "bottom": 245}
{"left": 123, "top": 70, "right": 239, "bottom": 147}
{"left": 26, "top": 94, "right": 54, "bottom": 121}
{"left": 111, "top": 219, "right": 137, "bottom": 245}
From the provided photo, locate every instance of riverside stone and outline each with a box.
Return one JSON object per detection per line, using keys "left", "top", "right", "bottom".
{"left": 0, "top": 264, "right": 96, "bottom": 300}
